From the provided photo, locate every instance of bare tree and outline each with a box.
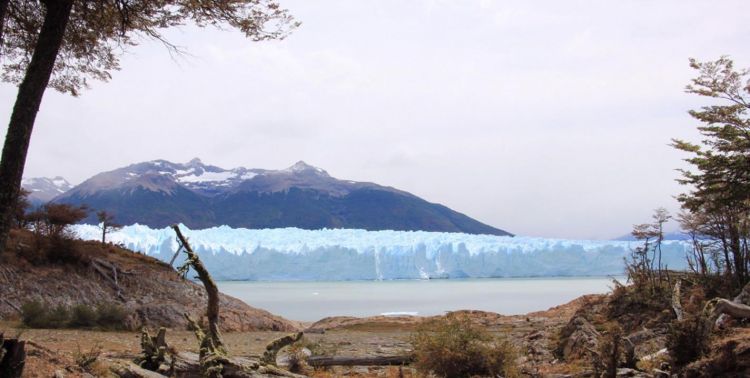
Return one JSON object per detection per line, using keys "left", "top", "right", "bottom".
{"left": 97, "top": 210, "right": 121, "bottom": 244}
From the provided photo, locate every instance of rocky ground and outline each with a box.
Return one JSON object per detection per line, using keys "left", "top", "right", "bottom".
{"left": 0, "top": 229, "right": 300, "bottom": 332}
{"left": 0, "top": 294, "right": 589, "bottom": 377}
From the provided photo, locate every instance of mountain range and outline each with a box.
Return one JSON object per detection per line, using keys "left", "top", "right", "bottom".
{"left": 23, "top": 159, "right": 512, "bottom": 236}
{"left": 22, "top": 176, "right": 73, "bottom": 206}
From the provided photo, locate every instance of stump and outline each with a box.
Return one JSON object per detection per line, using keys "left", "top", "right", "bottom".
{"left": 0, "top": 334, "right": 25, "bottom": 378}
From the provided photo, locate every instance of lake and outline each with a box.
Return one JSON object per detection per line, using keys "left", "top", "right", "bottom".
{"left": 217, "top": 276, "right": 622, "bottom": 322}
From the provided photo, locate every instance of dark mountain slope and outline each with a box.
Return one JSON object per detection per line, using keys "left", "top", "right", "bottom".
{"left": 52, "top": 159, "right": 512, "bottom": 236}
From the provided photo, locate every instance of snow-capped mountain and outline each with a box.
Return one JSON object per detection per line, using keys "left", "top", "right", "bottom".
{"left": 53, "top": 159, "right": 512, "bottom": 236}
{"left": 73, "top": 224, "right": 690, "bottom": 281}
{"left": 21, "top": 176, "right": 73, "bottom": 205}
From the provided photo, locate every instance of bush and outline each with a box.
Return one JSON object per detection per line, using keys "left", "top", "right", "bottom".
{"left": 95, "top": 303, "right": 128, "bottom": 330}
{"left": 47, "top": 304, "right": 71, "bottom": 328}
{"left": 70, "top": 304, "right": 98, "bottom": 328}
{"left": 410, "top": 314, "right": 518, "bottom": 378}
{"left": 667, "top": 314, "right": 710, "bottom": 370}
{"left": 21, "top": 300, "right": 49, "bottom": 328}
{"left": 21, "top": 301, "right": 128, "bottom": 330}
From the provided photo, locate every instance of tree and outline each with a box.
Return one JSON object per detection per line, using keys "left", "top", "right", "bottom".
{"left": 0, "top": 1, "right": 299, "bottom": 251}
{"left": 96, "top": 209, "right": 121, "bottom": 243}
{"left": 11, "top": 187, "right": 29, "bottom": 228}
{"left": 672, "top": 57, "right": 750, "bottom": 288}
{"left": 27, "top": 202, "right": 87, "bottom": 238}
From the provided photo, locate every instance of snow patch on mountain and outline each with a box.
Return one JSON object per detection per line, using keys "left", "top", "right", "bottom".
{"left": 22, "top": 176, "right": 73, "bottom": 204}
{"left": 72, "top": 224, "right": 691, "bottom": 281}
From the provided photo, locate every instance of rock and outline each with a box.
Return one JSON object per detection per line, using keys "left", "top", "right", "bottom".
{"left": 556, "top": 316, "right": 601, "bottom": 360}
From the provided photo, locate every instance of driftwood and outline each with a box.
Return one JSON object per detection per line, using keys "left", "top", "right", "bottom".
{"left": 0, "top": 334, "right": 26, "bottom": 378}
{"left": 307, "top": 355, "right": 414, "bottom": 367}
{"left": 109, "top": 360, "right": 168, "bottom": 378}
{"left": 261, "top": 332, "right": 303, "bottom": 366}
{"left": 169, "top": 225, "right": 306, "bottom": 378}
{"left": 167, "top": 352, "right": 307, "bottom": 378}
{"left": 672, "top": 280, "right": 684, "bottom": 321}
{"left": 713, "top": 281, "right": 750, "bottom": 327}
{"left": 112, "top": 225, "right": 306, "bottom": 378}
{"left": 138, "top": 327, "right": 171, "bottom": 372}
{"left": 711, "top": 298, "right": 750, "bottom": 320}
{"left": 173, "top": 225, "right": 225, "bottom": 353}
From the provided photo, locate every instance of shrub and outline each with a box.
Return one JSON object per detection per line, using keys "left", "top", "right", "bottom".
{"left": 593, "top": 323, "right": 624, "bottom": 378}
{"left": 69, "top": 304, "right": 98, "bottom": 328}
{"left": 47, "top": 304, "right": 71, "bottom": 328}
{"left": 667, "top": 314, "right": 710, "bottom": 370}
{"left": 21, "top": 300, "right": 128, "bottom": 330}
{"left": 410, "top": 314, "right": 518, "bottom": 378}
{"left": 95, "top": 303, "right": 127, "bottom": 330}
{"left": 21, "top": 300, "right": 49, "bottom": 328}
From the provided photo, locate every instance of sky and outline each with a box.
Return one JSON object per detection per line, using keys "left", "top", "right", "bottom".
{"left": 1, "top": 0, "right": 749, "bottom": 239}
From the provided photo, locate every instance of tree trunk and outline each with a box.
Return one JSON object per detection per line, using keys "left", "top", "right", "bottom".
{"left": 0, "top": 0, "right": 9, "bottom": 47}
{"left": 0, "top": 0, "right": 73, "bottom": 251}
{"left": 712, "top": 298, "right": 750, "bottom": 319}
{"left": 261, "top": 332, "right": 303, "bottom": 366}
{"left": 171, "top": 225, "right": 224, "bottom": 351}
{"left": 0, "top": 336, "right": 26, "bottom": 378}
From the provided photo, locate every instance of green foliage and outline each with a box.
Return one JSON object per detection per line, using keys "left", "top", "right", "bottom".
{"left": 20, "top": 301, "right": 127, "bottom": 330}
{"left": 69, "top": 304, "right": 98, "bottom": 328}
{"left": 20, "top": 300, "right": 50, "bottom": 328}
{"left": 95, "top": 303, "right": 128, "bottom": 330}
{"left": 2, "top": 1, "right": 299, "bottom": 96}
{"left": 626, "top": 208, "right": 672, "bottom": 294}
{"left": 47, "top": 304, "right": 72, "bottom": 328}
{"left": 672, "top": 57, "right": 750, "bottom": 288}
{"left": 410, "top": 314, "right": 518, "bottom": 378}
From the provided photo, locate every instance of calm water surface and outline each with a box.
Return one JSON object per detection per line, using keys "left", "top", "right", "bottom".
{"left": 218, "top": 277, "right": 620, "bottom": 322}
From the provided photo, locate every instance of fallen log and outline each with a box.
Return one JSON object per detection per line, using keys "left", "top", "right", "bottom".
{"left": 713, "top": 282, "right": 750, "bottom": 328}
{"left": 308, "top": 355, "right": 413, "bottom": 367}
{"left": 711, "top": 298, "right": 750, "bottom": 319}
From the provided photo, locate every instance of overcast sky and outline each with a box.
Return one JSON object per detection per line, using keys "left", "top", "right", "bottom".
{"left": 1, "top": 0, "right": 749, "bottom": 239}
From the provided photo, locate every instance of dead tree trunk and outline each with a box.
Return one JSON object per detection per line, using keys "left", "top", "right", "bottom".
{"left": 172, "top": 224, "right": 224, "bottom": 353}
{"left": 261, "top": 332, "right": 303, "bottom": 366}
{"left": 714, "top": 281, "right": 750, "bottom": 327}
{"left": 711, "top": 299, "right": 750, "bottom": 319}
{"left": 167, "top": 225, "right": 306, "bottom": 378}
{"left": 0, "top": 334, "right": 26, "bottom": 378}
{"left": 672, "top": 280, "right": 684, "bottom": 321}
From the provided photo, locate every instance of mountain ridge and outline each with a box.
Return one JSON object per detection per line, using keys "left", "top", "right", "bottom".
{"left": 33, "top": 159, "right": 512, "bottom": 236}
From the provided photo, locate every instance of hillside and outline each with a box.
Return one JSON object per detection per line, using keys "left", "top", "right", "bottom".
{"left": 0, "top": 229, "right": 300, "bottom": 332}
{"left": 42, "top": 159, "right": 511, "bottom": 236}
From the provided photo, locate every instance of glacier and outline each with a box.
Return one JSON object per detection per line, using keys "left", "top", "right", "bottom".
{"left": 72, "top": 224, "right": 692, "bottom": 281}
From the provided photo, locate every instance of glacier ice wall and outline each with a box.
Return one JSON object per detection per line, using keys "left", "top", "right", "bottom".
{"left": 73, "top": 224, "right": 691, "bottom": 281}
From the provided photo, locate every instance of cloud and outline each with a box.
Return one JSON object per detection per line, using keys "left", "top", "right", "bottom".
{"left": 0, "top": 0, "right": 748, "bottom": 238}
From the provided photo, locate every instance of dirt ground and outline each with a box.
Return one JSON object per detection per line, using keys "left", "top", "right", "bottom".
{"left": 1, "top": 295, "right": 587, "bottom": 377}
